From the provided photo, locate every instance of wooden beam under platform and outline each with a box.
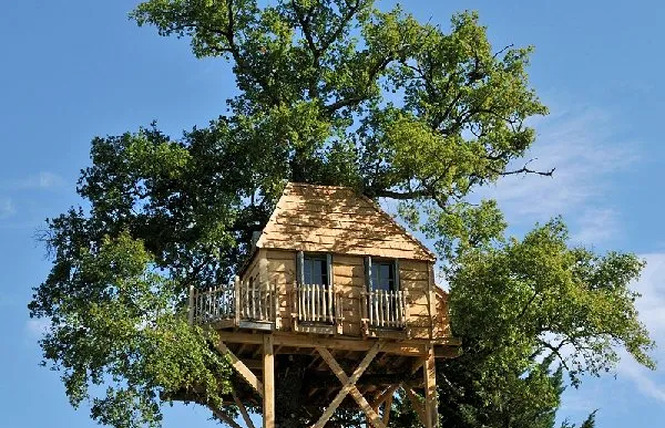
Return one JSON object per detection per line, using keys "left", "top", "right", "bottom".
{"left": 216, "top": 331, "right": 458, "bottom": 357}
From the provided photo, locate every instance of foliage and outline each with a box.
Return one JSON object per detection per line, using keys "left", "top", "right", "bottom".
{"left": 436, "top": 219, "right": 652, "bottom": 428}
{"left": 28, "top": 1, "right": 653, "bottom": 427}
{"left": 29, "top": 230, "right": 232, "bottom": 428}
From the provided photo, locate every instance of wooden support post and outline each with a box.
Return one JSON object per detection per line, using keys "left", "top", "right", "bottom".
{"left": 232, "top": 390, "right": 256, "bottom": 428}
{"left": 423, "top": 345, "right": 438, "bottom": 428}
{"left": 314, "top": 343, "right": 385, "bottom": 428}
{"left": 263, "top": 334, "right": 275, "bottom": 428}
{"left": 216, "top": 341, "right": 264, "bottom": 397}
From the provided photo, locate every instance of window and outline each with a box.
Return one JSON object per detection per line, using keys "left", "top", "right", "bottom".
{"left": 303, "top": 254, "right": 329, "bottom": 286}
{"left": 371, "top": 261, "right": 396, "bottom": 291}
{"left": 297, "top": 252, "right": 332, "bottom": 287}
{"left": 365, "top": 256, "right": 400, "bottom": 292}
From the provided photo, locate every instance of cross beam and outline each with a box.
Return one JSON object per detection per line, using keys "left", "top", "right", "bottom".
{"left": 312, "top": 343, "right": 385, "bottom": 428}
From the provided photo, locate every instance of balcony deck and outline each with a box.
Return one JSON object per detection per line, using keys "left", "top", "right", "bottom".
{"left": 189, "top": 280, "right": 433, "bottom": 340}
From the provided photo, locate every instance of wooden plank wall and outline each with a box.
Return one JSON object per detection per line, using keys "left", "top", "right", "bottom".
{"left": 244, "top": 250, "right": 263, "bottom": 285}
{"left": 401, "top": 260, "right": 433, "bottom": 339}
{"left": 266, "top": 249, "right": 296, "bottom": 331}
{"left": 433, "top": 288, "right": 452, "bottom": 339}
{"left": 332, "top": 254, "right": 364, "bottom": 336}
{"left": 248, "top": 250, "right": 438, "bottom": 338}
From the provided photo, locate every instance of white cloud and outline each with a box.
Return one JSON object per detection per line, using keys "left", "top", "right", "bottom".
{"left": 570, "top": 208, "right": 621, "bottom": 246}
{"left": 620, "top": 356, "right": 665, "bottom": 403}
{"left": 632, "top": 254, "right": 665, "bottom": 342}
{"left": 1, "top": 171, "right": 66, "bottom": 191}
{"left": 25, "top": 318, "right": 51, "bottom": 339}
{"left": 0, "top": 198, "right": 16, "bottom": 219}
{"left": 477, "top": 105, "right": 639, "bottom": 245}
{"left": 616, "top": 253, "right": 665, "bottom": 403}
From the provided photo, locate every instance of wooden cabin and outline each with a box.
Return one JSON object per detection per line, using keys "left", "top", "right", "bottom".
{"left": 189, "top": 183, "right": 459, "bottom": 428}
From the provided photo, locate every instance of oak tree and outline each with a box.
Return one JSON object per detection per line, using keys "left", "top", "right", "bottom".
{"left": 29, "top": 1, "right": 653, "bottom": 427}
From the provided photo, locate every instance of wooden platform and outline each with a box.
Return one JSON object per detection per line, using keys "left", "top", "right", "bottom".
{"left": 208, "top": 328, "right": 459, "bottom": 428}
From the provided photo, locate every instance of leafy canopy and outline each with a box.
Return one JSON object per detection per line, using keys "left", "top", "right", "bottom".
{"left": 28, "top": 1, "right": 653, "bottom": 427}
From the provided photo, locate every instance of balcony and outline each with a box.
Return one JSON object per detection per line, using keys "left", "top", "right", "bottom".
{"left": 362, "top": 289, "right": 407, "bottom": 329}
{"left": 189, "top": 280, "right": 408, "bottom": 333}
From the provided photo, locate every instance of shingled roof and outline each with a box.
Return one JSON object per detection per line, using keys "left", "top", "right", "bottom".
{"left": 255, "top": 182, "right": 436, "bottom": 261}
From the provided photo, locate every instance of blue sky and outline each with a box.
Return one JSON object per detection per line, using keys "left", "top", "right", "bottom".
{"left": 1, "top": 0, "right": 664, "bottom": 426}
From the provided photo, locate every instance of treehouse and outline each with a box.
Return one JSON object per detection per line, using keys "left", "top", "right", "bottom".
{"left": 188, "top": 183, "right": 460, "bottom": 428}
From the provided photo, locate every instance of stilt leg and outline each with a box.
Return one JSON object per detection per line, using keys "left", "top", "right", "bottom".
{"left": 423, "top": 345, "right": 438, "bottom": 428}
{"left": 263, "top": 335, "right": 275, "bottom": 428}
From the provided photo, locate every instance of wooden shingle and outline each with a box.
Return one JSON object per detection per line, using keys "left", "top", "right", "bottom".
{"left": 255, "top": 183, "right": 436, "bottom": 261}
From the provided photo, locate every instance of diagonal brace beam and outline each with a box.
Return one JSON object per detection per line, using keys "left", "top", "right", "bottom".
{"left": 232, "top": 390, "right": 256, "bottom": 428}
{"left": 213, "top": 408, "right": 244, "bottom": 428}
{"left": 371, "top": 357, "right": 425, "bottom": 410}
{"left": 313, "top": 343, "right": 385, "bottom": 428}
{"left": 217, "top": 341, "right": 264, "bottom": 398}
{"left": 404, "top": 387, "right": 427, "bottom": 427}
{"left": 371, "top": 384, "right": 400, "bottom": 410}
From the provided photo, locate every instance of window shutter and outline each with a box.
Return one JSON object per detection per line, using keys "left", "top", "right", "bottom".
{"left": 326, "top": 253, "right": 333, "bottom": 287}
{"left": 364, "top": 256, "right": 373, "bottom": 291}
{"left": 297, "top": 251, "right": 305, "bottom": 285}
{"left": 393, "top": 259, "right": 400, "bottom": 291}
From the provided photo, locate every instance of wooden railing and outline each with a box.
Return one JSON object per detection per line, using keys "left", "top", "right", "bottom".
{"left": 191, "top": 285, "right": 235, "bottom": 324}
{"left": 363, "top": 289, "right": 407, "bottom": 329}
{"left": 190, "top": 282, "right": 407, "bottom": 330}
{"left": 189, "top": 280, "right": 277, "bottom": 325}
{"left": 237, "top": 281, "right": 278, "bottom": 322}
{"left": 295, "top": 284, "right": 340, "bottom": 324}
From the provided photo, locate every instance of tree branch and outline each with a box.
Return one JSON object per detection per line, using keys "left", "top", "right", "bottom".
{"left": 499, "top": 159, "right": 555, "bottom": 177}
{"left": 318, "top": 0, "right": 361, "bottom": 55}
{"left": 493, "top": 43, "right": 515, "bottom": 59}
{"left": 371, "top": 189, "right": 431, "bottom": 200}
{"left": 324, "top": 54, "right": 394, "bottom": 113}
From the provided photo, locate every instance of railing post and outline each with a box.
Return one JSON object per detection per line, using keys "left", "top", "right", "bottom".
{"left": 297, "top": 284, "right": 302, "bottom": 322}
{"left": 188, "top": 284, "right": 195, "bottom": 326}
{"left": 273, "top": 283, "right": 280, "bottom": 329}
{"left": 368, "top": 291, "right": 373, "bottom": 327}
{"left": 234, "top": 276, "right": 241, "bottom": 326}
{"left": 207, "top": 287, "right": 212, "bottom": 323}
{"left": 329, "top": 283, "right": 334, "bottom": 324}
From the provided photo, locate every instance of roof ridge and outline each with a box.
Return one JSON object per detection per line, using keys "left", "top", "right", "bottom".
{"left": 286, "top": 182, "right": 356, "bottom": 190}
